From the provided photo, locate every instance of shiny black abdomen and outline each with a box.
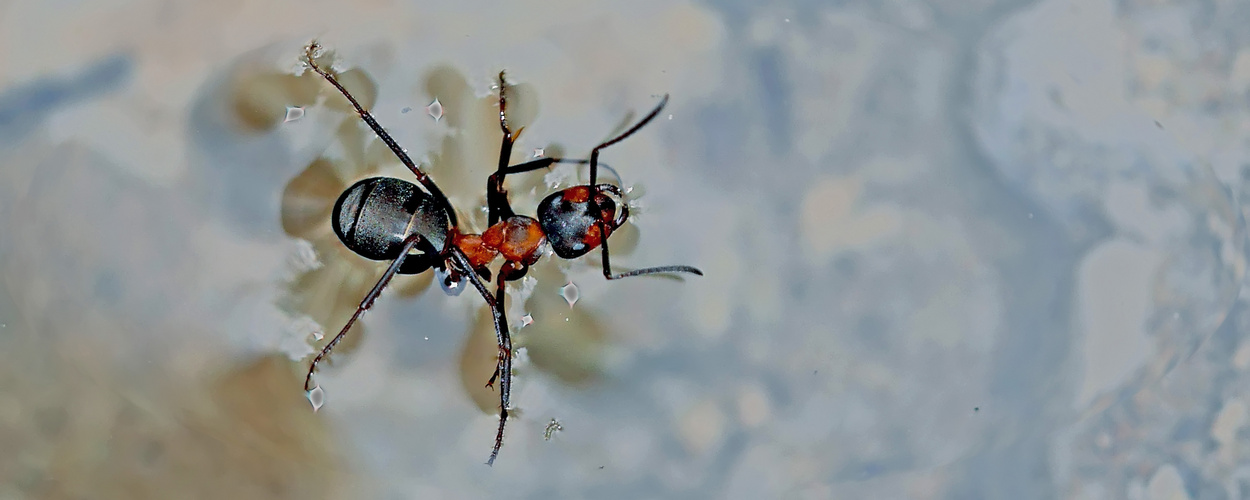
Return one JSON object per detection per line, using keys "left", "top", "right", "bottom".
{"left": 332, "top": 177, "right": 450, "bottom": 273}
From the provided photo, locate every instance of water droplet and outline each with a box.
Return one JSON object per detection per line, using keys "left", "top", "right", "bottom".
{"left": 436, "top": 267, "right": 466, "bottom": 296}
{"left": 784, "top": 18, "right": 791, "bottom": 23}
{"left": 307, "top": 386, "right": 325, "bottom": 411}
{"left": 286, "top": 315, "right": 324, "bottom": 346}
{"left": 401, "top": 107, "right": 412, "bottom": 114}
{"left": 667, "top": 114, "right": 673, "bottom": 120}
{"left": 1027, "top": 213, "right": 1034, "bottom": 219}
{"left": 559, "top": 281, "right": 579, "bottom": 307}
{"left": 426, "top": 98, "right": 443, "bottom": 121}
{"left": 424, "top": 336, "right": 429, "bottom": 341}
{"left": 520, "top": 314, "right": 534, "bottom": 328}
{"left": 544, "top": 418, "right": 564, "bottom": 440}
{"left": 284, "top": 106, "right": 305, "bottom": 123}
{"left": 533, "top": 148, "right": 545, "bottom": 158}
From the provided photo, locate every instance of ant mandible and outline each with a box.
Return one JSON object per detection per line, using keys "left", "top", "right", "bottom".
{"left": 298, "top": 41, "right": 702, "bottom": 466}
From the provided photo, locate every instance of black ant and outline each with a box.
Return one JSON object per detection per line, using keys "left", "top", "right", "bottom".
{"left": 298, "top": 41, "right": 702, "bottom": 466}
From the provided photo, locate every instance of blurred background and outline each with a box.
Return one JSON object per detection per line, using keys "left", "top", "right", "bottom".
{"left": 3, "top": 0, "right": 1250, "bottom": 498}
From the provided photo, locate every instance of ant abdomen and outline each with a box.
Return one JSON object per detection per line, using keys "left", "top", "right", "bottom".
{"left": 332, "top": 176, "right": 448, "bottom": 273}
{"left": 537, "top": 184, "right": 627, "bottom": 259}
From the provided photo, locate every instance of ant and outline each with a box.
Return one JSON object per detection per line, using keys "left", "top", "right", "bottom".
{"left": 298, "top": 41, "right": 702, "bottom": 466}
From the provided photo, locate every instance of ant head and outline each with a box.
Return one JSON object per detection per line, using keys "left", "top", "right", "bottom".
{"left": 536, "top": 184, "right": 628, "bottom": 259}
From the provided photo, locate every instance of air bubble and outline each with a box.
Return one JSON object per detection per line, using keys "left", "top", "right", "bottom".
{"left": 667, "top": 114, "right": 673, "bottom": 120}
{"left": 284, "top": 106, "right": 305, "bottom": 123}
{"left": 533, "top": 148, "right": 545, "bottom": 158}
{"left": 312, "top": 330, "right": 324, "bottom": 341}
{"left": 559, "top": 281, "right": 580, "bottom": 307}
{"left": 544, "top": 418, "right": 564, "bottom": 440}
{"left": 307, "top": 386, "right": 325, "bottom": 411}
{"left": 436, "top": 266, "right": 466, "bottom": 296}
{"left": 426, "top": 98, "right": 443, "bottom": 121}
{"left": 520, "top": 314, "right": 534, "bottom": 328}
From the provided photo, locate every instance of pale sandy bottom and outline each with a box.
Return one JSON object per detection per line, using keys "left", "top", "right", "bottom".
{"left": 2, "top": 0, "right": 1249, "bottom": 498}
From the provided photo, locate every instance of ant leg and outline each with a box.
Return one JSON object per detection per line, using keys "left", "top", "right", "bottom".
{"left": 486, "top": 157, "right": 591, "bottom": 219}
{"left": 577, "top": 95, "right": 700, "bottom": 279}
{"left": 497, "top": 70, "right": 511, "bottom": 137}
{"left": 448, "top": 247, "right": 506, "bottom": 358}
{"left": 502, "top": 157, "right": 591, "bottom": 173}
{"left": 485, "top": 262, "right": 517, "bottom": 466}
{"left": 488, "top": 84, "right": 650, "bottom": 222}
{"left": 495, "top": 90, "right": 669, "bottom": 192}
{"left": 446, "top": 247, "right": 513, "bottom": 466}
{"left": 490, "top": 71, "right": 518, "bottom": 225}
{"left": 485, "top": 261, "right": 526, "bottom": 388}
{"left": 304, "top": 41, "right": 459, "bottom": 230}
{"left": 596, "top": 222, "right": 703, "bottom": 280}
{"left": 486, "top": 75, "right": 614, "bottom": 224}
{"left": 495, "top": 157, "right": 594, "bottom": 178}
{"left": 486, "top": 90, "right": 666, "bottom": 202}
{"left": 587, "top": 95, "right": 669, "bottom": 187}
{"left": 304, "top": 233, "right": 426, "bottom": 392}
